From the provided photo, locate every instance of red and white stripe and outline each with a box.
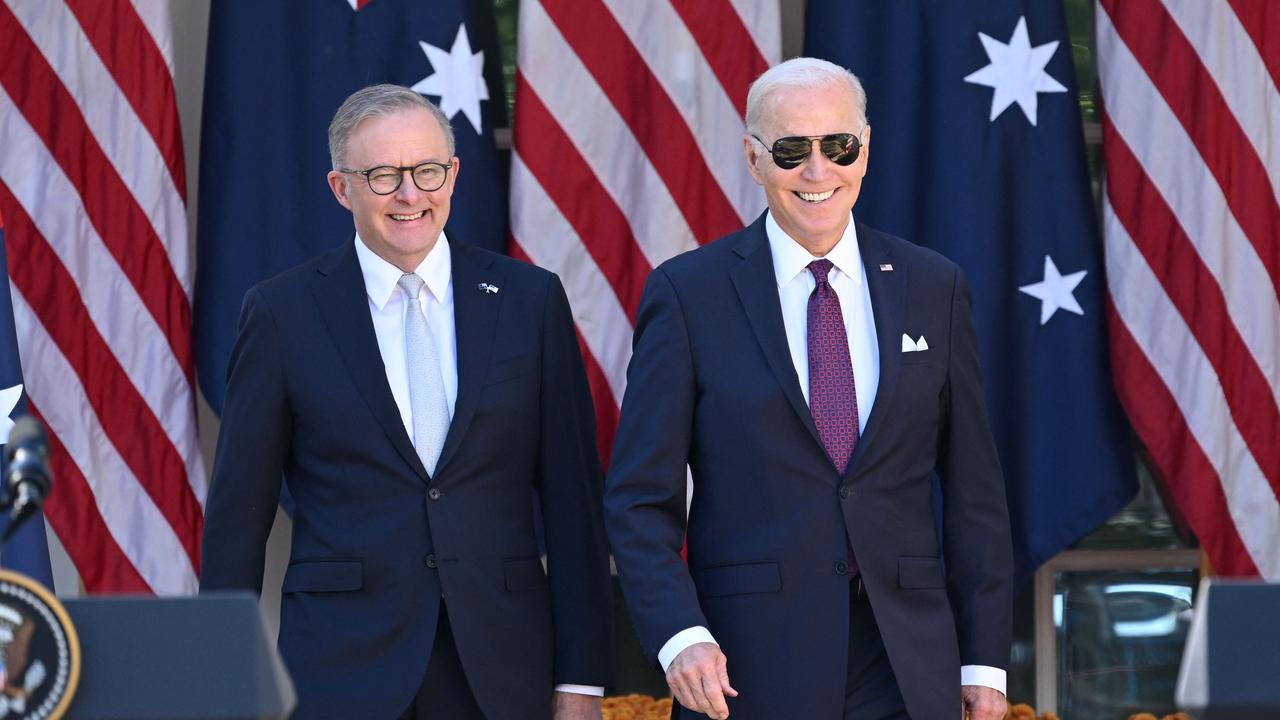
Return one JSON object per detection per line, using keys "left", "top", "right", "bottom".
{"left": 1097, "top": 0, "right": 1280, "bottom": 579}
{"left": 0, "top": 0, "right": 204, "bottom": 594}
{"left": 510, "top": 0, "right": 778, "bottom": 464}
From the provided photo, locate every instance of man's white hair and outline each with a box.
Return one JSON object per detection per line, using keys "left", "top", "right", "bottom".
{"left": 745, "top": 57, "right": 868, "bottom": 137}
{"left": 328, "top": 84, "right": 455, "bottom": 170}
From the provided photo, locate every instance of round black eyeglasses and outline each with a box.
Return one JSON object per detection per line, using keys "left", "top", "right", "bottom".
{"left": 339, "top": 161, "right": 453, "bottom": 195}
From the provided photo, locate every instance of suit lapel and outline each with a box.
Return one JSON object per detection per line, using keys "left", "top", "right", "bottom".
{"left": 312, "top": 242, "right": 429, "bottom": 481}
{"left": 728, "top": 218, "right": 824, "bottom": 450}
{"left": 845, "top": 221, "right": 904, "bottom": 477}
{"left": 435, "top": 241, "right": 504, "bottom": 474}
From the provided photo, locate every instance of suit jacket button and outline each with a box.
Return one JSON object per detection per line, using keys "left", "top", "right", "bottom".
{"left": 427, "top": 488, "right": 442, "bottom": 501}
{"left": 839, "top": 486, "right": 852, "bottom": 500}
{"left": 835, "top": 561, "right": 849, "bottom": 575}
{"left": 424, "top": 554, "right": 438, "bottom": 568}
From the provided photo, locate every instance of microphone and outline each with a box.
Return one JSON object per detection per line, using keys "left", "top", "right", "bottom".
{"left": 3, "top": 417, "right": 52, "bottom": 542}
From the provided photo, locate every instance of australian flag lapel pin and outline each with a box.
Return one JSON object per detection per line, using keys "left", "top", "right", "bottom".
{"left": 478, "top": 282, "right": 500, "bottom": 294}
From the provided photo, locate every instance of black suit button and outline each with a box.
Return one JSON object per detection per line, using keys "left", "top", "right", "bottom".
{"left": 424, "top": 554, "right": 438, "bottom": 568}
{"left": 835, "top": 561, "right": 849, "bottom": 575}
{"left": 839, "top": 486, "right": 852, "bottom": 500}
{"left": 427, "top": 488, "right": 442, "bottom": 501}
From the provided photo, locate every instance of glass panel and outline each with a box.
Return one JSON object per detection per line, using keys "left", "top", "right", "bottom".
{"left": 1076, "top": 456, "right": 1190, "bottom": 551}
{"left": 494, "top": 0, "right": 519, "bottom": 120}
{"left": 1064, "top": 0, "right": 1098, "bottom": 124}
{"left": 1056, "top": 568, "right": 1198, "bottom": 719}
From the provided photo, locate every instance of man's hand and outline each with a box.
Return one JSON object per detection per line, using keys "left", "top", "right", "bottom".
{"left": 552, "top": 691, "right": 602, "bottom": 720}
{"left": 666, "top": 642, "right": 738, "bottom": 719}
{"left": 961, "top": 684, "right": 1007, "bottom": 720}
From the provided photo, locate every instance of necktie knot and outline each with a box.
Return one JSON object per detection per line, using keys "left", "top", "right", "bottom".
{"left": 397, "top": 272, "right": 425, "bottom": 300}
{"left": 808, "top": 259, "right": 834, "bottom": 285}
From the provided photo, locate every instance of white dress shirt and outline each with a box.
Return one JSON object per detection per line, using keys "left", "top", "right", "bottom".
{"left": 354, "top": 233, "right": 602, "bottom": 698}
{"left": 356, "top": 232, "right": 458, "bottom": 434}
{"left": 657, "top": 214, "right": 1005, "bottom": 695}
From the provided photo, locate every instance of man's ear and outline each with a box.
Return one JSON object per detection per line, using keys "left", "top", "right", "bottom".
{"left": 743, "top": 135, "right": 765, "bottom": 185}
{"left": 446, "top": 155, "right": 460, "bottom": 191}
{"left": 327, "top": 170, "right": 352, "bottom": 210}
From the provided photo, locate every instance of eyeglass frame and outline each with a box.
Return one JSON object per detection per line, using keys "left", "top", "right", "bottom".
{"left": 338, "top": 161, "right": 455, "bottom": 195}
{"left": 750, "top": 132, "right": 865, "bottom": 170}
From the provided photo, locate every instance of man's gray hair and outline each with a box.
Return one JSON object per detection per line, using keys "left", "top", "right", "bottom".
{"left": 328, "top": 84, "right": 455, "bottom": 169}
{"left": 745, "top": 57, "right": 868, "bottom": 136}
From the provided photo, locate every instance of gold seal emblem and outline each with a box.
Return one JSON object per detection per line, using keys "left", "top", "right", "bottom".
{"left": 0, "top": 571, "right": 78, "bottom": 719}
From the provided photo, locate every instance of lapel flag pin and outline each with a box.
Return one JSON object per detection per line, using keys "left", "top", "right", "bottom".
{"left": 478, "top": 282, "right": 500, "bottom": 294}
{"left": 879, "top": 264, "right": 894, "bottom": 272}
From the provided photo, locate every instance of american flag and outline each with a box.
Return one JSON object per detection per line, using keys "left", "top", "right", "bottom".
{"left": 0, "top": 1, "right": 205, "bottom": 593}
{"left": 1097, "top": 0, "right": 1279, "bottom": 579}
{"left": 510, "top": 0, "right": 779, "bottom": 462}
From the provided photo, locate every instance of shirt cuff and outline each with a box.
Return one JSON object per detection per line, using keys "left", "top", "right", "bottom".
{"left": 960, "top": 665, "right": 1006, "bottom": 695}
{"left": 554, "top": 684, "right": 605, "bottom": 697}
{"left": 658, "top": 626, "right": 719, "bottom": 672}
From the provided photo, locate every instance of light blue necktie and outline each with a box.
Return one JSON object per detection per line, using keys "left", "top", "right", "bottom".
{"left": 397, "top": 273, "right": 450, "bottom": 475}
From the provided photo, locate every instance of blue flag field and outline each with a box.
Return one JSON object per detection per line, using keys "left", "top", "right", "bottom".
{"left": 0, "top": 218, "right": 54, "bottom": 588}
{"left": 806, "top": 1, "right": 1137, "bottom": 582}
{"left": 197, "top": 0, "right": 509, "bottom": 413}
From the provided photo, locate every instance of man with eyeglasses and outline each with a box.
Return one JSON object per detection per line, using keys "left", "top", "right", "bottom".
{"left": 201, "top": 84, "right": 613, "bottom": 720}
{"left": 606, "top": 58, "right": 1013, "bottom": 719}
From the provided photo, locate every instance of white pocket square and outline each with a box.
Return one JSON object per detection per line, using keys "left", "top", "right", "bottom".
{"left": 901, "top": 334, "right": 929, "bottom": 352}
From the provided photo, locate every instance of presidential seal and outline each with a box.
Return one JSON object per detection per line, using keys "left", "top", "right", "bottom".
{"left": 0, "top": 571, "right": 77, "bottom": 719}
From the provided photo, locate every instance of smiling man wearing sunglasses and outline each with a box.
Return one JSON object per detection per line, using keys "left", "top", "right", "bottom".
{"left": 607, "top": 58, "right": 1013, "bottom": 720}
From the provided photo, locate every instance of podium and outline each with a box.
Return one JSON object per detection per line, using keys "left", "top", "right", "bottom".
{"left": 1175, "top": 579, "right": 1280, "bottom": 720}
{"left": 61, "top": 593, "right": 295, "bottom": 719}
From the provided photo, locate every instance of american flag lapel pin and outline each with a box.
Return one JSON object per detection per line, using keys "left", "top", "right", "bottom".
{"left": 879, "top": 263, "right": 894, "bottom": 272}
{"left": 478, "top": 282, "right": 500, "bottom": 294}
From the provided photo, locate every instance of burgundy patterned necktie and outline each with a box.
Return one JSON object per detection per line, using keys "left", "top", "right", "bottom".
{"left": 807, "top": 259, "right": 859, "bottom": 474}
{"left": 808, "top": 259, "right": 861, "bottom": 579}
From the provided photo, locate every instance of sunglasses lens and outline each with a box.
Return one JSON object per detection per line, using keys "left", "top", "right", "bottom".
{"left": 821, "top": 133, "right": 859, "bottom": 166}
{"left": 770, "top": 137, "right": 812, "bottom": 169}
{"left": 768, "top": 134, "right": 860, "bottom": 169}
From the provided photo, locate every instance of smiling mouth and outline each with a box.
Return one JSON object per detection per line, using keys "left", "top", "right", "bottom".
{"left": 390, "top": 210, "right": 426, "bottom": 222}
{"left": 795, "top": 190, "right": 835, "bottom": 203}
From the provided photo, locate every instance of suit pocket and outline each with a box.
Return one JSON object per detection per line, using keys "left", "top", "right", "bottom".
{"left": 693, "top": 561, "right": 782, "bottom": 598}
{"left": 504, "top": 557, "right": 548, "bottom": 592}
{"left": 484, "top": 352, "right": 538, "bottom": 387}
{"left": 897, "top": 557, "right": 945, "bottom": 589}
{"left": 282, "top": 559, "right": 363, "bottom": 594}
{"left": 900, "top": 350, "right": 939, "bottom": 366}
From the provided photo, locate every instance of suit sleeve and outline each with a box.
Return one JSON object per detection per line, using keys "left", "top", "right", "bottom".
{"left": 939, "top": 268, "right": 1014, "bottom": 669}
{"left": 604, "top": 268, "right": 706, "bottom": 663}
{"left": 535, "top": 275, "right": 615, "bottom": 687}
{"left": 200, "top": 287, "right": 291, "bottom": 595}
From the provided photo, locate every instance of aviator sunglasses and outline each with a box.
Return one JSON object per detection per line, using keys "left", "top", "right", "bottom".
{"left": 752, "top": 132, "right": 863, "bottom": 170}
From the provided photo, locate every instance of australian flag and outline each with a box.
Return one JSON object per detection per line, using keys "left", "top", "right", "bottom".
{"left": 0, "top": 217, "right": 54, "bottom": 588}
{"left": 197, "top": 0, "right": 509, "bottom": 412}
{"left": 807, "top": 1, "right": 1137, "bottom": 584}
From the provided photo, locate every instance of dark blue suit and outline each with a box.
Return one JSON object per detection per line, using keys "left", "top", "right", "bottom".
{"left": 201, "top": 239, "right": 613, "bottom": 719}
{"left": 606, "top": 215, "right": 1013, "bottom": 719}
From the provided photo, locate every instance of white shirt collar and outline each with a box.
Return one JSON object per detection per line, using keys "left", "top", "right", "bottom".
{"left": 354, "top": 231, "right": 453, "bottom": 310}
{"left": 765, "top": 211, "right": 863, "bottom": 289}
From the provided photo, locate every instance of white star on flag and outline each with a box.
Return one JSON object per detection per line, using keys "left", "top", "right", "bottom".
{"left": 963, "top": 16, "right": 1066, "bottom": 125}
{"left": 0, "top": 384, "right": 22, "bottom": 442}
{"left": 412, "top": 24, "right": 489, "bottom": 135}
{"left": 1020, "top": 255, "right": 1087, "bottom": 325}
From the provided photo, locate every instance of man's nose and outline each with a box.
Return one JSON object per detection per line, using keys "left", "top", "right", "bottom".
{"left": 800, "top": 139, "right": 830, "bottom": 179}
{"left": 394, "top": 170, "right": 423, "bottom": 201}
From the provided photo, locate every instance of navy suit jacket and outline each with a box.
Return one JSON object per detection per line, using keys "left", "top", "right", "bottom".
{"left": 201, "top": 239, "right": 613, "bottom": 719}
{"left": 605, "top": 215, "right": 1013, "bottom": 719}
